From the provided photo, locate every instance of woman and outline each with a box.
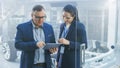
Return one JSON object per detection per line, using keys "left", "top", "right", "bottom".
{"left": 57, "top": 4, "right": 87, "bottom": 68}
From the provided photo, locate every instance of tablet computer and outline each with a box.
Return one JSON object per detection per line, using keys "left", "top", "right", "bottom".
{"left": 43, "top": 43, "right": 61, "bottom": 49}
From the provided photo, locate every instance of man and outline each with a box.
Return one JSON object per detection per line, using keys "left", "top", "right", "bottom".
{"left": 15, "top": 5, "right": 56, "bottom": 68}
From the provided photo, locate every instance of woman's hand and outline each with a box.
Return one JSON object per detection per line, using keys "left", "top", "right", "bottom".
{"left": 58, "top": 38, "right": 70, "bottom": 45}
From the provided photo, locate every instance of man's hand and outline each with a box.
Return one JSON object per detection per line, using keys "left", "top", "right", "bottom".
{"left": 36, "top": 41, "right": 45, "bottom": 48}
{"left": 49, "top": 48, "right": 58, "bottom": 53}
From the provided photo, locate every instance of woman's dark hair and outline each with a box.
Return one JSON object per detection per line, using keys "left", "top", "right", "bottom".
{"left": 63, "top": 4, "right": 79, "bottom": 21}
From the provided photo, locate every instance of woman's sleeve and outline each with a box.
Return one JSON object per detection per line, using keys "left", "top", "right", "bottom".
{"left": 69, "top": 24, "right": 87, "bottom": 50}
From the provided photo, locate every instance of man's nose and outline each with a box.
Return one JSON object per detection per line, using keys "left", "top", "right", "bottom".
{"left": 38, "top": 18, "right": 43, "bottom": 21}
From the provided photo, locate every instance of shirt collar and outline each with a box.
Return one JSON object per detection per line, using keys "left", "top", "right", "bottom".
{"left": 65, "top": 23, "right": 71, "bottom": 29}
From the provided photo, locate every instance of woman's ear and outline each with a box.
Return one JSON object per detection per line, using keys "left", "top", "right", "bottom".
{"left": 73, "top": 16, "right": 75, "bottom": 19}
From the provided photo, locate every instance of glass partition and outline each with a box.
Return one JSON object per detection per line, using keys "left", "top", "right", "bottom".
{"left": 0, "top": 0, "right": 119, "bottom": 68}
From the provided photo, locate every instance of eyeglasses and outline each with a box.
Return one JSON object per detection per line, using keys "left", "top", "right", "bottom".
{"left": 34, "top": 15, "right": 46, "bottom": 20}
